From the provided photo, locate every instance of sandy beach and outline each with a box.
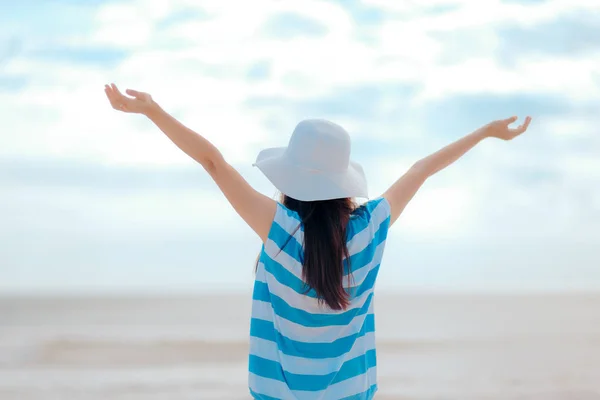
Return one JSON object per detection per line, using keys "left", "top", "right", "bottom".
{"left": 2, "top": 293, "right": 600, "bottom": 399}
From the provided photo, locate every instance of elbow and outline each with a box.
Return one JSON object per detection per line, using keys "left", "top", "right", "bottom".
{"left": 202, "top": 151, "right": 226, "bottom": 177}
{"left": 204, "top": 159, "right": 217, "bottom": 176}
{"left": 410, "top": 160, "right": 430, "bottom": 182}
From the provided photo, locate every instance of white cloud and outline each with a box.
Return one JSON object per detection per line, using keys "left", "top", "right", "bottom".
{"left": 4, "top": 0, "right": 599, "bottom": 163}
{"left": 2, "top": 0, "right": 600, "bottom": 292}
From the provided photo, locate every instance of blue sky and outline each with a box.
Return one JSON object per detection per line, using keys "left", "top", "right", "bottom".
{"left": 2, "top": 0, "right": 599, "bottom": 294}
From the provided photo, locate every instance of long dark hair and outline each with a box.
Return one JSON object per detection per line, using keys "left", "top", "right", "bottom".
{"left": 277, "top": 194, "right": 356, "bottom": 310}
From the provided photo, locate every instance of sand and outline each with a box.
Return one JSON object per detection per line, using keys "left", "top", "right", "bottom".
{"left": 1, "top": 293, "right": 600, "bottom": 399}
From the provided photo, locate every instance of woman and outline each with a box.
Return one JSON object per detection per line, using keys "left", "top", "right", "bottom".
{"left": 104, "top": 83, "right": 531, "bottom": 399}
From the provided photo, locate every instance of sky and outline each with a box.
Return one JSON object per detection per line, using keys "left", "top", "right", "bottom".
{"left": 1, "top": 0, "right": 599, "bottom": 294}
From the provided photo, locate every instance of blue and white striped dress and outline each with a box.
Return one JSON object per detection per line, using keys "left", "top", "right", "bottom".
{"left": 249, "top": 197, "right": 392, "bottom": 400}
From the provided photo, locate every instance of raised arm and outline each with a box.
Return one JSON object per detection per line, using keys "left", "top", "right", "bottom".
{"left": 104, "top": 83, "right": 276, "bottom": 243}
{"left": 382, "top": 116, "right": 532, "bottom": 226}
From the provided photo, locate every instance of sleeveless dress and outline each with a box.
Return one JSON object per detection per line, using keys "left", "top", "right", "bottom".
{"left": 248, "top": 197, "right": 392, "bottom": 400}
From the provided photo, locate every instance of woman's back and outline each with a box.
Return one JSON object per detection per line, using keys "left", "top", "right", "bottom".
{"left": 249, "top": 197, "right": 391, "bottom": 400}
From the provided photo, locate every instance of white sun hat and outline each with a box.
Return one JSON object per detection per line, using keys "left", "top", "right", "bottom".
{"left": 253, "top": 119, "right": 368, "bottom": 201}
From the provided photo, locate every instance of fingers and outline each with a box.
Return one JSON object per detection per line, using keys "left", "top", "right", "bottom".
{"left": 503, "top": 116, "right": 518, "bottom": 125}
{"left": 105, "top": 86, "right": 120, "bottom": 110}
{"left": 111, "top": 83, "right": 126, "bottom": 98}
{"left": 511, "top": 116, "right": 532, "bottom": 134}
{"left": 104, "top": 84, "right": 119, "bottom": 110}
{"left": 516, "top": 116, "right": 532, "bottom": 133}
{"left": 104, "top": 83, "right": 130, "bottom": 112}
{"left": 126, "top": 89, "right": 142, "bottom": 98}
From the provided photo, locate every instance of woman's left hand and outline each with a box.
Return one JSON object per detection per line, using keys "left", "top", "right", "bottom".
{"left": 486, "top": 116, "right": 532, "bottom": 141}
{"left": 104, "top": 83, "right": 155, "bottom": 115}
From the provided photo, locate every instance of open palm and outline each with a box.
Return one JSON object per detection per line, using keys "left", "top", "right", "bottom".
{"left": 487, "top": 116, "right": 532, "bottom": 141}
{"left": 104, "top": 83, "right": 153, "bottom": 114}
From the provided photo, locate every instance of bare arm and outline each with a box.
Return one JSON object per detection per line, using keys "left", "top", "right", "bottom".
{"left": 383, "top": 116, "right": 532, "bottom": 226}
{"left": 104, "top": 83, "right": 276, "bottom": 243}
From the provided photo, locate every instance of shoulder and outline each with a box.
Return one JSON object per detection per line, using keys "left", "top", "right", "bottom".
{"left": 265, "top": 202, "right": 303, "bottom": 246}
{"left": 273, "top": 202, "right": 302, "bottom": 228}
{"left": 351, "top": 197, "right": 391, "bottom": 221}
{"left": 347, "top": 197, "right": 391, "bottom": 240}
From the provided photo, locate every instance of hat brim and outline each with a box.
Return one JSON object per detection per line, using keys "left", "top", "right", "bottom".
{"left": 252, "top": 147, "right": 368, "bottom": 201}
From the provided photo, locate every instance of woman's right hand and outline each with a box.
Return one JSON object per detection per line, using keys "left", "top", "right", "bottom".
{"left": 486, "top": 116, "right": 532, "bottom": 141}
{"left": 104, "top": 83, "right": 156, "bottom": 116}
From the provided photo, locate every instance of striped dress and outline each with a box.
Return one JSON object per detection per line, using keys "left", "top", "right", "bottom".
{"left": 249, "top": 197, "right": 392, "bottom": 399}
